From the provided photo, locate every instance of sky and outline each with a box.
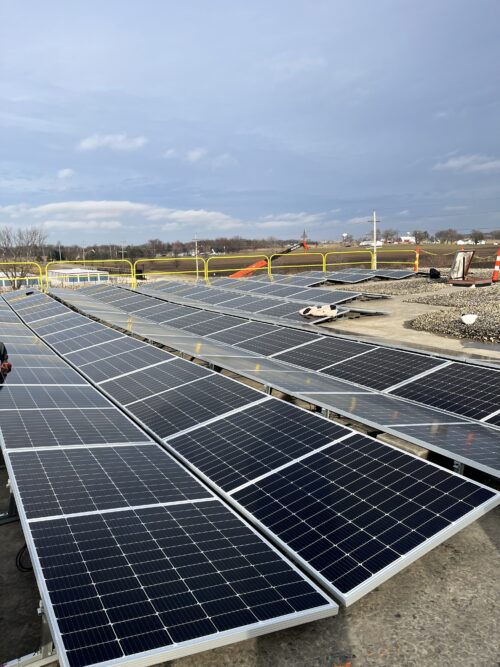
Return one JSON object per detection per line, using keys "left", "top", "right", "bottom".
{"left": 1, "top": 0, "right": 500, "bottom": 245}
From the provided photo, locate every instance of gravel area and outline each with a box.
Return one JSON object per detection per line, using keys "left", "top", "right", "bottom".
{"left": 404, "top": 284, "right": 499, "bottom": 307}
{"left": 326, "top": 276, "right": 448, "bottom": 296}
{"left": 408, "top": 306, "right": 500, "bottom": 344}
{"left": 404, "top": 283, "right": 500, "bottom": 343}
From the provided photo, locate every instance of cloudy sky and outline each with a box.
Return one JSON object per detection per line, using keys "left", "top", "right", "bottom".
{"left": 1, "top": 1, "right": 500, "bottom": 244}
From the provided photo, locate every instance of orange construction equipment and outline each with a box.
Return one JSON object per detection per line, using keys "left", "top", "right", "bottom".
{"left": 492, "top": 246, "right": 500, "bottom": 283}
{"left": 229, "top": 241, "right": 310, "bottom": 278}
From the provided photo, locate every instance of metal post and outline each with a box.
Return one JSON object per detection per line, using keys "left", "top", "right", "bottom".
{"left": 453, "top": 460, "right": 465, "bottom": 475}
{"left": 194, "top": 234, "right": 199, "bottom": 281}
{"left": 372, "top": 210, "right": 378, "bottom": 269}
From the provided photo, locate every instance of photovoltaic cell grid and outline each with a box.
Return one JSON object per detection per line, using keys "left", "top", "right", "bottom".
{"left": 8, "top": 444, "right": 213, "bottom": 518}
{"left": 29, "top": 503, "right": 333, "bottom": 667}
{"left": 322, "top": 347, "right": 447, "bottom": 391}
{"left": 0, "top": 386, "right": 110, "bottom": 410}
{"left": 99, "top": 359, "right": 212, "bottom": 405}
{"left": 167, "top": 400, "right": 350, "bottom": 492}
{"left": 274, "top": 337, "right": 372, "bottom": 371}
{"left": 0, "top": 408, "right": 152, "bottom": 449}
{"left": 232, "top": 433, "right": 498, "bottom": 603}
{"left": 391, "top": 363, "right": 500, "bottom": 420}
{"left": 127, "top": 375, "right": 264, "bottom": 439}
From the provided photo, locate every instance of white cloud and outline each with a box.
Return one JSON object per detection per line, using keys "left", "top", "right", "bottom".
{"left": 78, "top": 133, "right": 148, "bottom": 152}
{"left": 433, "top": 154, "right": 500, "bottom": 173}
{"left": 444, "top": 205, "right": 467, "bottom": 211}
{"left": 185, "top": 147, "right": 207, "bottom": 162}
{"left": 345, "top": 216, "right": 369, "bottom": 225}
{"left": 42, "top": 219, "right": 122, "bottom": 230}
{"left": 397, "top": 209, "right": 410, "bottom": 216}
{"left": 0, "top": 200, "right": 243, "bottom": 233}
{"left": 163, "top": 148, "right": 177, "bottom": 158}
{"left": 57, "top": 168, "right": 75, "bottom": 179}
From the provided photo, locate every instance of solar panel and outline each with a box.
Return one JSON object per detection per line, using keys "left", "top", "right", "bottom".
{"left": 3, "top": 341, "right": 53, "bottom": 355}
{"left": 322, "top": 348, "right": 447, "bottom": 391}
{"left": 64, "top": 336, "right": 155, "bottom": 366}
{"left": 391, "top": 363, "right": 500, "bottom": 419}
{"left": 0, "top": 408, "right": 152, "bottom": 449}
{"left": 27, "top": 502, "right": 334, "bottom": 667}
{"left": 182, "top": 316, "right": 246, "bottom": 336}
{"left": 208, "top": 322, "right": 277, "bottom": 345}
{"left": 295, "top": 289, "right": 360, "bottom": 305}
{"left": 0, "top": 385, "right": 111, "bottom": 410}
{"left": 31, "top": 314, "right": 90, "bottom": 335}
{"left": 274, "top": 338, "right": 372, "bottom": 371}
{"left": 45, "top": 322, "right": 105, "bottom": 344}
{"left": 236, "top": 330, "right": 318, "bottom": 356}
{"left": 231, "top": 433, "right": 499, "bottom": 604}
{"left": 167, "top": 400, "right": 350, "bottom": 491}
{"left": 4, "top": 366, "right": 86, "bottom": 385}
{"left": 127, "top": 376, "right": 265, "bottom": 439}
{"left": 100, "top": 359, "right": 212, "bottom": 404}
{"left": 51, "top": 329, "right": 124, "bottom": 355}
{"left": 8, "top": 444, "right": 213, "bottom": 518}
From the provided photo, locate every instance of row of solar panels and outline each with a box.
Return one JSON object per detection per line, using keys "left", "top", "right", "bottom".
{"left": 143, "top": 277, "right": 363, "bottom": 306}
{"left": 129, "top": 280, "right": 500, "bottom": 422}
{"left": 0, "top": 294, "right": 338, "bottom": 667}
{"left": 3, "top": 290, "right": 499, "bottom": 667}
{"left": 67, "top": 283, "right": 500, "bottom": 478}
{"left": 288, "top": 268, "right": 416, "bottom": 284}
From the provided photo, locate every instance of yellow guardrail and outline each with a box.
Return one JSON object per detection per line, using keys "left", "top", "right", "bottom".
{"left": 268, "top": 252, "right": 325, "bottom": 276}
{"left": 324, "top": 250, "right": 373, "bottom": 271}
{"left": 205, "top": 254, "right": 270, "bottom": 280}
{"left": 45, "top": 259, "right": 133, "bottom": 291}
{"left": 133, "top": 257, "right": 206, "bottom": 288}
{"left": 0, "top": 261, "right": 44, "bottom": 289}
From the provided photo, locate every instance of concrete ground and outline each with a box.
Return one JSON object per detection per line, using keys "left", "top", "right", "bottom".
{"left": 1, "top": 464, "right": 499, "bottom": 667}
{"left": 324, "top": 291, "right": 500, "bottom": 364}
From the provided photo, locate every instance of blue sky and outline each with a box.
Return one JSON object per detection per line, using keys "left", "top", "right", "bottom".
{"left": 1, "top": 0, "right": 500, "bottom": 244}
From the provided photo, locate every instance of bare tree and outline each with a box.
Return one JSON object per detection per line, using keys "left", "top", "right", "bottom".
{"left": 470, "top": 229, "right": 484, "bottom": 244}
{"left": 0, "top": 226, "right": 47, "bottom": 288}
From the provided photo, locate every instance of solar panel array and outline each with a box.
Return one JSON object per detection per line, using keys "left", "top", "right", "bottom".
{"left": 1, "top": 293, "right": 338, "bottom": 667}
{"left": 4, "top": 290, "right": 499, "bottom": 628}
{"left": 60, "top": 284, "right": 500, "bottom": 478}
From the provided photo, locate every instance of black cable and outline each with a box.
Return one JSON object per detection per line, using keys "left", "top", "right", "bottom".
{"left": 15, "top": 543, "right": 32, "bottom": 572}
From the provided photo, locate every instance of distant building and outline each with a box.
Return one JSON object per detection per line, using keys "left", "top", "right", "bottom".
{"left": 47, "top": 267, "right": 109, "bottom": 286}
{"left": 400, "top": 234, "right": 416, "bottom": 244}
{"left": 0, "top": 271, "right": 40, "bottom": 288}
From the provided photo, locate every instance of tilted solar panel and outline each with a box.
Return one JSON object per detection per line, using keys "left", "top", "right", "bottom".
{"left": 391, "top": 362, "right": 500, "bottom": 419}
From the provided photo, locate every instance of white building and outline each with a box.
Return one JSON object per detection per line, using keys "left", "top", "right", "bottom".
{"left": 47, "top": 267, "right": 109, "bottom": 286}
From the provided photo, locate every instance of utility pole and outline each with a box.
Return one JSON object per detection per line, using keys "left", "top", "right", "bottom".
{"left": 372, "top": 210, "right": 379, "bottom": 269}
{"left": 193, "top": 234, "right": 199, "bottom": 280}
{"left": 120, "top": 243, "right": 126, "bottom": 260}
{"left": 58, "top": 242, "right": 62, "bottom": 261}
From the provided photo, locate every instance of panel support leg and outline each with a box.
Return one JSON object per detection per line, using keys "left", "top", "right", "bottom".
{"left": 0, "top": 484, "right": 19, "bottom": 525}
{"left": 453, "top": 460, "right": 465, "bottom": 475}
{"left": 3, "top": 602, "right": 57, "bottom": 667}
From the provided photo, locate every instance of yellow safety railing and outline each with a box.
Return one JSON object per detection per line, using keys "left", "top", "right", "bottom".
{"left": 0, "top": 261, "right": 44, "bottom": 290}
{"left": 268, "top": 252, "right": 325, "bottom": 276}
{"left": 372, "top": 248, "right": 417, "bottom": 270}
{"left": 133, "top": 257, "right": 206, "bottom": 288}
{"left": 205, "top": 255, "right": 270, "bottom": 280}
{"left": 324, "top": 250, "right": 373, "bottom": 271}
{"left": 45, "top": 259, "right": 133, "bottom": 291}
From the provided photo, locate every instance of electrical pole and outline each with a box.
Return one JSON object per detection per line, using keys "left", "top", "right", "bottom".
{"left": 372, "top": 210, "right": 379, "bottom": 269}
{"left": 58, "top": 242, "right": 62, "bottom": 261}
{"left": 120, "top": 243, "right": 126, "bottom": 260}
